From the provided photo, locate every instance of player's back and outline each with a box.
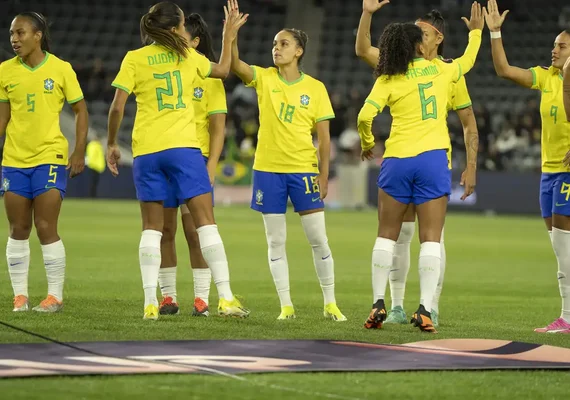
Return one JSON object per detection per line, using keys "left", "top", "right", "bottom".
{"left": 112, "top": 44, "right": 212, "bottom": 157}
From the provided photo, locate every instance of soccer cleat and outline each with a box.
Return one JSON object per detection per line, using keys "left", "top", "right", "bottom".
{"left": 430, "top": 309, "right": 439, "bottom": 328}
{"left": 159, "top": 296, "right": 179, "bottom": 315}
{"left": 192, "top": 297, "right": 210, "bottom": 317}
{"left": 32, "top": 295, "right": 63, "bottom": 313}
{"left": 218, "top": 297, "right": 250, "bottom": 318}
{"left": 364, "top": 299, "right": 387, "bottom": 329}
{"left": 143, "top": 304, "right": 159, "bottom": 320}
{"left": 13, "top": 295, "right": 29, "bottom": 312}
{"left": 385, "top": 306, "right": 407, "bottom": 324}
{"left": 324, "top": 303, "right": 347, "bottom": 321}
{"left": 411, "top": 305, "right": 437, "bottom": 333}
{"left": 277, "top": 305, "right": 296, "bottom": 320}
{"left": 534, "top": 318, "right": 570, "bottom": 333}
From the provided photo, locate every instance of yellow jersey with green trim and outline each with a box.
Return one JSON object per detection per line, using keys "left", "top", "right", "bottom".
{"left": 529, "top": 66, "right": 570, "bottom": 173}
{"left": 449, "top": 76, "right": 472, "bottom": 111}
{"left": 0, "top": 52, "right": 84, "bottom": 168}
{"left": 191, "top": 75, "right": 227, "bottom": 158}
{"left": 358, "top": 29, "right": 481, "bottom": 158}
{"left": 246, "top": 67, "right": 335, "bottom": 173}
{"left": 112, "top": 45, "right": 211, "bottom": 157}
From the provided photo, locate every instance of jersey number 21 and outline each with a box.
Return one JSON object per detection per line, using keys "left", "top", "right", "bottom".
{"left": 154, "top": 70, "right": 186, "bottom": 111}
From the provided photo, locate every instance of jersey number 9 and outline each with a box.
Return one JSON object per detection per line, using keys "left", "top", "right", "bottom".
{"left": 154, "top": 70, "right": 186, "bottom": 112}
{"left": 418, "top": 82, "right": 437, "bottom": 120}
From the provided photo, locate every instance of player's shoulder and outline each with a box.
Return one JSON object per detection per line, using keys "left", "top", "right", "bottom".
{"left": 46, "top": 53, "right": 75, "bottom": 71}
{"left": 302, "top": 73, "right": 328, "bottom": 91}
{"left": 206, "top": 76, "right": 224, "bottom": 89}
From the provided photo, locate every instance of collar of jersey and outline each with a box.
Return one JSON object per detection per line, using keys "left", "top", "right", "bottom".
{"left": 19, "top": 51, "right": 50, "bottom": 72}
{"left": 413, "top": 57, "right": 426, "bottom": 62}
{"left": 277, "top": 71, "right": 305, "bottom": 86}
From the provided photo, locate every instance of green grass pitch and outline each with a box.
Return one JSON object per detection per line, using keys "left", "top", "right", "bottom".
{"left": 0, "top": 200, "right": 567, "bottom": 399}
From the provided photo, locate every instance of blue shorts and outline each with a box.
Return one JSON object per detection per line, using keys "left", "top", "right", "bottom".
{"left": 539, "top": 172, "right": 570, "bottom": 218}
{"left": 1, "top": 164, "right": 67, "bottom": 199}
{"left": 133, "top": 148, "right": 211, "bottom": 203}
{"left": 164, "top": 155, "right": 211, "bottom": 208}
{"left": 251, "top": 170, "right": 325, "bottom": 214}
{"left": 377, "top": 149, "right": 451, "bottom": 205}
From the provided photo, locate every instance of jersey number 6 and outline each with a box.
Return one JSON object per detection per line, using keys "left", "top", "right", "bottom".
{"left": 154, "top": 70, "right": 186, "bottom": 112}
{"left": 418, "top": 82, "right": 437, "bottom": 120}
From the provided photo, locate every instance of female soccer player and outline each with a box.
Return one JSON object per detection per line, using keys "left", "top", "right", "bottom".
{"left": 485, "top": 0, "right": 570, "bottom": 333}
{"left": 0, "top": 12, "right": 88, "bottom": 313}
{"left": 355, "top": 0, "right": 479, "bottom": 327}
{"left": 107, "top": 2, "right": 248, "bottom": 320}
{"left": 358, "top": 2, "right": 483, "bottom": 333}
{"left": 228, "top": 0, "right": 346, "bottom": 321}
{"left": 564, "top": 58, "right": 570, "bottom": 122}
{"left": 159, "top": 13, "right": 230, "bottom": 317}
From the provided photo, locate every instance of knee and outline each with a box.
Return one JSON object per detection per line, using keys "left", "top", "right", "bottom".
{"left": 300, "top": 212, "right": 328, "bottom": 248}
{"left": 10, "top": 221, "right": 32, "bottom": 240}
{"left": 33, "top": 217, "right": 56, "bottom": 243}
{"left": 396, "top": 222, "right": 415, "bottom": 245}
{"left": 161, "top": 222, "right": 176, "bottom": 243}
{"left": 263, "top": 214, "right": 287, "bottom": 248}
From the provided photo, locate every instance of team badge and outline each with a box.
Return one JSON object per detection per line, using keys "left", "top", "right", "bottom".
{"left": 194, "top": 87, "right": 204, "bottom": 99}
{"left": 255, "top": 189, "right": 264, "bottom": 205}
{"left": 44, "top": 78, "right": 54, "bottom": 92}
{"left": 2, "top": 178, "right": 10, "bottom": 192}
{"left": 300, "top": 94, "right": 310, "bottom": 107}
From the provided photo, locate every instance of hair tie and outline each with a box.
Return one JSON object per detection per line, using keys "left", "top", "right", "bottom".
{"left": 415, "top": 21, "right": 443, "bottom": 36}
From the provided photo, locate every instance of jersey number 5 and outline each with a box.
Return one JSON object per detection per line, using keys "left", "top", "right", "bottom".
{"left": 154, "top": 70, "right": 186, "bottom": 112}
{"left": 551, "top": 105, "right": 558, "bottom": 124}
{"left": 27, "top": 93, "right": 35, "bottom": 113}
{"left": 418, "top": 82, "right": 437, "bottom": 120}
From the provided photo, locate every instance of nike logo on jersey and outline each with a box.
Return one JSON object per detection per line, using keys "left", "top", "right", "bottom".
{"left": 543, "top": 89, "right": 552, "bottom": 93}
{"left": 272, "top": 89, "right": 281, "bottom": 93}
{"left": 9, "top": 83, "right": 19, "bottom": 89}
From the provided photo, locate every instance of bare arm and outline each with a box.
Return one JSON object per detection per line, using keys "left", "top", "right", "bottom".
{"left": 67, "top": 99, "right": 89, "bottom": 177}
{"left": 355, "top": 11, "right": 380, "bottom": 69}
{"left": 564, "top": 59, "right": 570, "bottom": 122}
{"left": 0, "top": 102, "right": 10, "bottom": 136}
{"left": 210, "top": 37, "right": 232, "bottom": 79}
{"left": 315, "top": 120, "right": 331, "bottom": 199}
{"left": 231, "top": 37, "right": 254, "bottom": 84}
{"left": 106, "top": 89, "right": 129, "bottom": 176}
{"left": 207, "top": 113, "right": 227, "bottom": 183}
{"left": 457, "top": 106, "right": 479, "bottom": 168}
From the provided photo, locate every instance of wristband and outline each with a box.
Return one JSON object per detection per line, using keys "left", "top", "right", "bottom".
{"left": 490, "top": 31, "right": 501, "bottom": 39}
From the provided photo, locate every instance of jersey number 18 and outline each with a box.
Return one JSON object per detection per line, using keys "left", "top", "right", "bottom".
{"left": 154, "top": 70, "right": 186, "bottom": 111}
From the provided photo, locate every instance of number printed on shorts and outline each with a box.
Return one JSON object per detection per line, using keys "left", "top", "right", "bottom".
{"left": 561, "top": 182, "right": 570, "bottom": 202}
{"left": 418, "top": 82, "right": 437, "bottom": 120}
{"left": 154, "top": 70, "right": 186, "bottom": 111}
{"left": 27, "top": 93, "right": 35, "bottom": 112}
{"left": 302, "top": 176, "right": 320, "bottom": 194}
{"left": 47, "top": 165, "right": 57, "bottom": 186}
{"left": 278, "top": 102, "right": 295, "bottom": 123}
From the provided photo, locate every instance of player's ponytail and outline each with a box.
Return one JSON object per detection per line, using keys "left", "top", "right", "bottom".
{"left": 284, "top": 28, "right": 309, "bottom": 65}
{"left": 374, "top": 23, "right": 423, "bottom": 77}
{"left": 18, "top": 12, "right": 51, "bottom": 52}
{"left": 140, "top": 2, "right": 188, "bottom": 59}
{"left": 186, "top": 13, "right": 216, "bottom": 62}
{"left": 418, "top": 9, "right": 446, "bottom": 57}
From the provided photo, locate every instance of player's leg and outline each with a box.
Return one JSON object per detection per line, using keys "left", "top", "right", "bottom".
{"left": 133, "top": 153, "right": 167, "bottom": 320}
{"left": 2, "top": 167, "right": 33, "bottom": 312}
{"left": 252, "top": 171, "right": 292, "bottom": 319}
{"left": 159, "top": 200, "right": 179, "bottom": 315}
{"left": 31, "top": 165, "right": 68, "bottom": 313}
{"left": 365, "top": 158, "right": 411, "bottom": 329}
{"left": 290, "top": 173, "right": 345, "bottom": 321}
{"left": 173, "top": 148, "right": 248, "bottom": 317}
{"left": 536, "top": 173, "right": 570, "bottom": 333}
{"left": 412, "top": 150, "right": 450, "bottom": 333}
{"left": 386, "top": 204, "right": 415, "bottom": 324}
{"left": 431, "top": 226, "right": 446, "bottom": 327}
{"left": 180, "top": 204, "right": 211, "bottom": 317}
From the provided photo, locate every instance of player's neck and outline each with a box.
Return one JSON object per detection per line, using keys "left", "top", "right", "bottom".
{"left": 278, "top": 65, "right": 301, "bottom": 83}
{"left": 426, "top": 50, "right": 438, "bottom": 61}
{"left": 21, "top": 49, "right": 46, "bottom": 69}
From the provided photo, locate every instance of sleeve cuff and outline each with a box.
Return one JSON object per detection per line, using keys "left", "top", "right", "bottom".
{"left": 112, "top": 83, "right": 132, "bottom": 94}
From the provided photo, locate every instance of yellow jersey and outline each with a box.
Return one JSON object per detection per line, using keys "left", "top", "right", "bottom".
{"left": 246, "top": 67, "right": 335, "bottom": 173}
{"left": 112, "top": 45, "right": 211, "bottom": 157}
{"left": 449, "top": 75, "right": 472, "bottom": 111}
{"left": 191, "top": 75, "right": 227, "bottom": 157}
{"left": 358, "top": 29, "right": 482, "bottom": 159}
{"left": 0, "top": 52, "right": 84, "bottom": 168}
{"left": 529, "top": 66, "right": 570, "bottom": 173}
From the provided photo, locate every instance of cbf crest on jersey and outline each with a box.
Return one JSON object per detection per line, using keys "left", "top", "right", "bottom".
{"left": 300, "top": 94, "right": 310, "bottom": 109}
{"left": 44, "top": 78, "right": 55, "bottom": 93}
{"left": 193, "top": 87, "right": 204, "bottom": 100}
{"left": 255, "top": 189, "right": 264, "bottom": 205}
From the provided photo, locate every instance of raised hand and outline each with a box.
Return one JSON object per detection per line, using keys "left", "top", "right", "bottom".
{"left": 483, "top": 0, "right": 509, "bottom": 32}
{"left": 363, "top": 0, "right": 390, "bottom": 14}
{"left": 223, "top": 0, "right": 248, "bottom": 42}
{"left": 462, "top": 1, "right": 485, "bottom": 31}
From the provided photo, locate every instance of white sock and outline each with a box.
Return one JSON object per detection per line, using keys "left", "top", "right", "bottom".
{"left": 196, "top": 225, "right": 234, "bottom": 301}
{"left": 419, "top": 242, "right": 441, "bottom": 312}
{"left": 390, "top": 222, "right": 414, "bottom": 308}
{"left": 41, "top": 240, "right": 66, "bottom": 302}
{"left": 158, "top": 266, "right": 177, "bottom": 303}
{"left": 7, "top": 238, "right": 30, "bottom": 297}
{"left": 552, "top": 227, "right": 570, "bottom": 323}
{"left": 372, "top": 237, "right": 396, "bottom": 303}
{"left": 263, "top": 214, "right": 292, "bottom": 307}
{"left": 193, "top": 268, "right": 212, "bottom": 305}
{"left": 432, "top": 228, "right": 446, "bottom": 314}
{"left": 139, "top": 230, "right": 162, "bottom": 307}
{"left": 301, "top": 212, "right": 336, "bottom": 306}
{"left": 548, "top": 230, "right": 553, "bottom": 242}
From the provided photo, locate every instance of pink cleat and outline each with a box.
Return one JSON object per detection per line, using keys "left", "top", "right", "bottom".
{"left": 534, "top": 318, "right": 570, "bottom": 333}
